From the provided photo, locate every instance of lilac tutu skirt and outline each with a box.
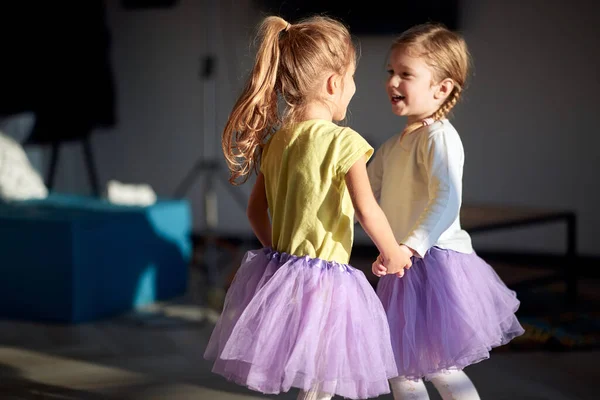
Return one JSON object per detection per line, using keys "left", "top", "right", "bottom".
{"left": 377, "top": 247, "right": 525, "bottom": 381}
{"left": 204, "top": 248, "right": 398, "bottom": 399}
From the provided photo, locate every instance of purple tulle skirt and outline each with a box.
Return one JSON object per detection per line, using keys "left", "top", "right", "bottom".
{"left": 204, "top": 248, "right": 398, "bottom": 399}
{"left": 377, "top": 247, "right": 525, "bottom": 381}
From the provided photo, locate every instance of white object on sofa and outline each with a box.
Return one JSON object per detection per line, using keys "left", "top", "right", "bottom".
{"left": 106, "top": 180, "right": 157, "bottom": 207}
{"left": 0, "top": 130, "right": 48, "bottom": 201}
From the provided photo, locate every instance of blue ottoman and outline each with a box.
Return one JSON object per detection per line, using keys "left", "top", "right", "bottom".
{"left": 0, "top": 194, "right": 192, "bottom": 323}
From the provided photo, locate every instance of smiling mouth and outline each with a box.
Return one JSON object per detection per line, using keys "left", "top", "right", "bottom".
{"left": 391, "top": 95, "right": 405, "bottom": 102}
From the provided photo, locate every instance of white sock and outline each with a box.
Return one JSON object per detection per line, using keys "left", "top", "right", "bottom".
{"left": 297, "top": 388, "right": 333, "bottom": 400}
{"left": 428, "top": 370, "right": 480, "bottom": 400}
{"left": 389, "top": 376, "right": 430, "bottom": 400}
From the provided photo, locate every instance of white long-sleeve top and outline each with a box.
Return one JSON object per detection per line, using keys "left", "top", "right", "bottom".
{"left": 367, "top": 119, "right": 473, "bottom": 258}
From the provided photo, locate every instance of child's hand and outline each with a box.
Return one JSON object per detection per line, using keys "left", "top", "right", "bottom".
{"left": 372, "top": 254, "right": 387, "bottom": 277}
{"left": 382, "top": 245, "right": 413, "bottom": 277}
{"left": 396, "top": 245, "right": 414, "bottom": 277}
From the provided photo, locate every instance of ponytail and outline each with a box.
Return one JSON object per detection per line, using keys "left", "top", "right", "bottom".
{"left": 222, "top": 16, "right": 288, "bottom": 185}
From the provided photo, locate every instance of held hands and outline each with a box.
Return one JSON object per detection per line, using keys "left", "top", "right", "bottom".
{"left": 371, "top": 244, "right": 414, "bottom": 278}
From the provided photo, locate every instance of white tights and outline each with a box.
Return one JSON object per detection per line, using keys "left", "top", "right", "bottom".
{"left": 296, "top": 370, "right": 480, "bottom": 400}
{"left": 297, "top": 389, "right": 333, "bottom": 400}
{"left": 390, "top": 370, "right": 481, "bottom": 400}
{"left": 389, "top": 376, "right": 429, "bottom": 400}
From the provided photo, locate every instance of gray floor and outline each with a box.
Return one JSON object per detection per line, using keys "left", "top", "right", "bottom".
{"left": 1, "top": 254, "right": 598, "bottom": 399}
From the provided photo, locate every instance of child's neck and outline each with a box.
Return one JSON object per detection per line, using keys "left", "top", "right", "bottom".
{"left": 406, "top": 104, "right": 444, "bottom": 125}
{"left": 407, "top": 114, "right": 432, "bottom": 125}
{"left": 300, "top": 103, "right": 333, "bottom": 122}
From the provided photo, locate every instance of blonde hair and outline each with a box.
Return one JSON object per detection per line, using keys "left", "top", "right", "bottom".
{"left": 222, "top": 15, "right": 356, "bottom": 185}
{"left": 393, "top": 23, "right": 471, "bottom": 136}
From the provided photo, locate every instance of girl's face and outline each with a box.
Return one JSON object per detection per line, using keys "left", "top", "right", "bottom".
{"left": 386, "top": 46, "right": 443, "bottom": 124}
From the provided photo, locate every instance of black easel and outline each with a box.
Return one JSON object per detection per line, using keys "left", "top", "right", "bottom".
{"left": 37, "top": 135, "right": 101, "bottom": 196}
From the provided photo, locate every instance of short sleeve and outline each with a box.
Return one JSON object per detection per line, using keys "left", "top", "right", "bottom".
{"left": 336, "top": 128, "right": 374, "bottom": 176}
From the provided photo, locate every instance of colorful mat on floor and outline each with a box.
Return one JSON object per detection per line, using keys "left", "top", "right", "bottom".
{"left": 495, "top": 284, "right": 600, "bottom": 352}
{"left": 499, "top": 311, "right": 600, "bottom": 352}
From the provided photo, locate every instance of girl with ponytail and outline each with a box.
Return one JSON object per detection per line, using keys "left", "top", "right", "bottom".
{"left": 206, "top": 14, "right": 408, "bottom": 400}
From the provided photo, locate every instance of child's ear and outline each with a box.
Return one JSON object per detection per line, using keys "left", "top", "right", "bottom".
{"left": 326, "top": 73, "right": 340, "bottom": 96}
{"left": 434, "top": 78, "right": 455, "bottom": 100}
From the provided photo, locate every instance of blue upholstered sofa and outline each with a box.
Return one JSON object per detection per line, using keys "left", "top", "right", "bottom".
{"left": 0, "top": 194, "right": 192, "bottom": 323}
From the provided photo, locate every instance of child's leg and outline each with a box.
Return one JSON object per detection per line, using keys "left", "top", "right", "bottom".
{"left": 389, "top": 376, "right": 430, "bottom": 399}
{"left": 427, "top": 370, "right": 480, "bottom": 400}
{"left": 297, "top": 388, "right": 333, "bottom": 400}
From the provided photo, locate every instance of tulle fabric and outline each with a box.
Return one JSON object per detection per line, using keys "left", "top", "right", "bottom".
{"left": 377, "top": 247, "right": 525, "bottom": 381}
{"left": 204, "top": 248, "right": 398, "bottom": 399}
{"left": 377, "top": 247, "right": 524, "bottom": 379}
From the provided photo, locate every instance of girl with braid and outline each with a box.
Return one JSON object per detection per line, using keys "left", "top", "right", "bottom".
{"left": 368, "top": 23, "right": 524, "bottom": 400}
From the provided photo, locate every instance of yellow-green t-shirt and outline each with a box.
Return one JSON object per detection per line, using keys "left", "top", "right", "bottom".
{"left": 260, "top": 119, "right": 373, "bottom": 264}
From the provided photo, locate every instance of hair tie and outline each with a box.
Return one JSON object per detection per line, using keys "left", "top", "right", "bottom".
{"left": 422, "top": 117, "right": 435, "bottom": 126}
{"left": 279, "top": 23, "right": 291, "bottom": 36}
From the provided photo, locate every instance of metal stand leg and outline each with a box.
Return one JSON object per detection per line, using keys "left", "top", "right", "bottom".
{"left": 44, "top": 136, "right": 100, "bottom": 196}
{"left": 566, "top": 213, "right": 577, "bottom": 307}
{"left": 46, "top": 143, "right": 60, "bottom": 190}
{"left": 82, "top": 135, "right": 101, "bottom": 196}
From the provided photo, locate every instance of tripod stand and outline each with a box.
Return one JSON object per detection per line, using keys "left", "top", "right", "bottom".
{"left": 173, "top": 0, "right": 253, "bottom": 309}
{"left": 173, "top": 54, "right": 248, "bottom": 308}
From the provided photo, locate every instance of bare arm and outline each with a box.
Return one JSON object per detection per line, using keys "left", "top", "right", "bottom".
{"left": 346, "top": 155, "right": 411, "bottom": 274}
{"left": 366, "top": 146, "right": 384, "bottom": 203}
{"left": 246, "top": 172, "right": 272, "bottom": 248}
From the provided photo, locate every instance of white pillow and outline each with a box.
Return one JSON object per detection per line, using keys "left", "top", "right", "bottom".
{"left": 0, "top": 131, "right": 48, "bottom": 201}
{"left": 106, "top": 179, "right": 157, "bottom": 207}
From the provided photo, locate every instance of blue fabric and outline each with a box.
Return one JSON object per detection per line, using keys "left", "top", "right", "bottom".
{"left": 0, "top": 194, "right": 192, "bottom": 322}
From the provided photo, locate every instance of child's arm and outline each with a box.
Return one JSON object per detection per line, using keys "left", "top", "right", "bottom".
{"left": 403, "top": 130, "right": 463, "bottom": 257}
{"left": 247, "top": 172, "right": 272, "bottom": 248}
{"left": 366, "top": 146, "right": 384, "bottom": 203}
{"left": 353, "top": 149, "right": 382, "bottom": 226}
{"left": 346, "top": 155, "right": 411, "bottom": 274}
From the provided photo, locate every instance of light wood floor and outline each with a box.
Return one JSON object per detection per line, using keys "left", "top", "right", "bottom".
{"left": 0, "top": 251, "right": 598, "bottom": 399}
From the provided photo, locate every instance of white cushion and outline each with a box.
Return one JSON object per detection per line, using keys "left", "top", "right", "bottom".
{"left": 0, "top": 131, "right": 48, "bottom": 201}
{"left": 106, "top": 180, "right": 156, "bottom": 207}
